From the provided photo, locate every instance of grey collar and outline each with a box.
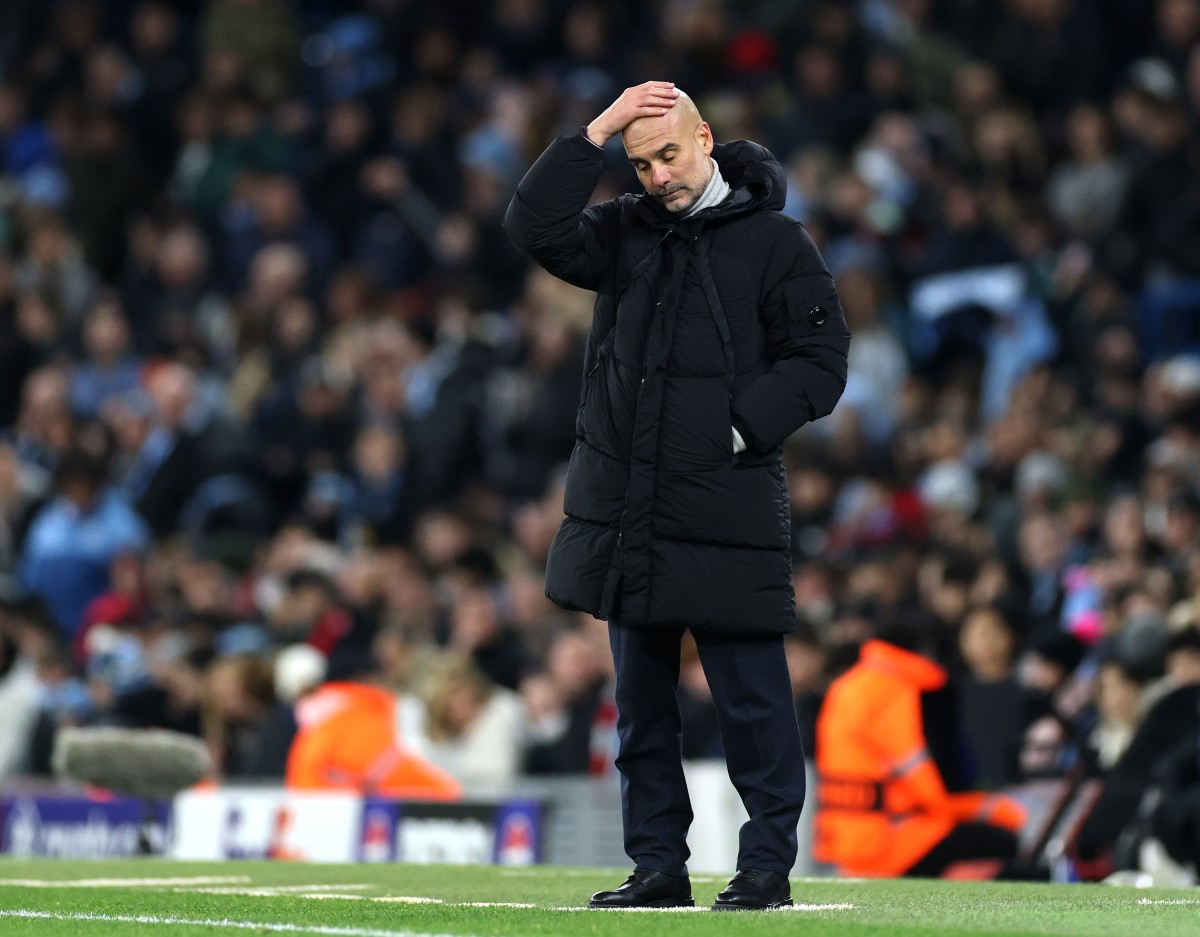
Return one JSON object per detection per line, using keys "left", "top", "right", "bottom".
{"left": 683, "top": 158, "right": 730, "bottom": 217}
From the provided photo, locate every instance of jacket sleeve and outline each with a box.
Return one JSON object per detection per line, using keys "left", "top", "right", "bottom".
{"left": 503, "top": 130, "right": 617, "bottom": 292}
{"left": 730, "top": 222, "right": 850, "bottom": 452}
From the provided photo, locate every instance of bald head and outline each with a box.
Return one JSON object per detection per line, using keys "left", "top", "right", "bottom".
{"left": 622, "top": 90, "right": 703, "bottom": 149}
{"left": 623, "top": 89, "right": 715, "bottom": 214}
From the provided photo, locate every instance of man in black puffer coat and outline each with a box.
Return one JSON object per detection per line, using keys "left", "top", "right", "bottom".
{"left": 505, "top": 82, "right": 849, "bottom": 910}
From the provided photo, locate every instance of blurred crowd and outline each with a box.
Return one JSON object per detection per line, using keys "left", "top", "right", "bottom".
{"left": 2, "top": 0, "right": 1200, "bottom": 873}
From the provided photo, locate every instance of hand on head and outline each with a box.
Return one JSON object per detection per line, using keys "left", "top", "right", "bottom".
{"left": 586, "top": 81, "right": 681, "bottom": 147}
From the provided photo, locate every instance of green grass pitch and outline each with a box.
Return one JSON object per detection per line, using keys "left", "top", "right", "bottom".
{"left": 0, "top": 858, "right": 1197, "bottom": 937}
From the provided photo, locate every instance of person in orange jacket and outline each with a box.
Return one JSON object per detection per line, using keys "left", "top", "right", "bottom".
{"left": 285, "top": 679, "right": 462, "bottom": 801}
{"left": 814, "top": 625, "right": 1027, "bottom": 877}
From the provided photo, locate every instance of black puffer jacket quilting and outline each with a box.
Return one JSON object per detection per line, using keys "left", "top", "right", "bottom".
{"left": 504, "top": 130, "right": 850, "bottom": 635}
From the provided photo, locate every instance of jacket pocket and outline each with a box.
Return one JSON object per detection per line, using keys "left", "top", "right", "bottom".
{"left": 576, "top": 334, "right": 613, "bottom": 438}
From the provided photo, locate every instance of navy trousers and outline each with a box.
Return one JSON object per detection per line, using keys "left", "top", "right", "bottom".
{"left": 608, "top": 618, "right": 806, "bottom": 877}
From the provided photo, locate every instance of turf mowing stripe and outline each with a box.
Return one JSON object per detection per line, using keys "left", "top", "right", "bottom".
{"left": 0, "top": 910, "right": 470, "bottom": 937}
{"left": 0, "top": 876, "right": 252, "bottom": 888}
{"left": 177, "top": 885, "right": 373, "bottom": 894}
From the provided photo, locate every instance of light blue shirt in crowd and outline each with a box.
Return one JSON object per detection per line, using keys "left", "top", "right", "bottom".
{"left": 18, "top": 490, "right": 149, "bottom": 635}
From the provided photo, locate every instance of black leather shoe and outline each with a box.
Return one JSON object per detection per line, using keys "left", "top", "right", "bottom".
{"left": 588, "top": 869, "right": 694, "bottom": 909}
{"left": 712, "top": 869, "right": 793, "bottom": 911}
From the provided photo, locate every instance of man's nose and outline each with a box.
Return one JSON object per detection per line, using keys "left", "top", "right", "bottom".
{"left": 652, "top": 165, "right": 672, "bottom": 188}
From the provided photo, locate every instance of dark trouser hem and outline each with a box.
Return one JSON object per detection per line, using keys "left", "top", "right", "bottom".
{"left": 634, "top": 863, "right": 690, "bottom": 879}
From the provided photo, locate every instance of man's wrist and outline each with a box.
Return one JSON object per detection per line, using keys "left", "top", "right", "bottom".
{"left": 585, "top": 123, "right": 611, "bottom": 148}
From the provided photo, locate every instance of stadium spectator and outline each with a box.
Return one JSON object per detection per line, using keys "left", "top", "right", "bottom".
{"left": 18, "top": 449, "right": 148, "bottom": 635}
{"left": 957, "top": 605, "right": 1027, "bottom": 789}
{"left": 419, "top": 656, "right": 527, "bottom": 788}
{"left": 1087, "top": 657, "right": 1147, "bottom": 770}
{"left": 0, "top": 601, "right": 42, "bottom": 778}
{"left": 1072, "top": 629, "right": 1200, "bottom": 877}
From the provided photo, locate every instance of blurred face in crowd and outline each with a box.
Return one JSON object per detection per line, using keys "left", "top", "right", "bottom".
{"left": 157, "top": 226, "right": 208, "bottom": 288}
{"left": 414, "top": 512, "right": 472, "bottom": 570}
{"left": 623, "top": 90, "right": 714, "bottom": 214}
{"left": 256, "top": 176, "right": 304, "bottom": 232}
{"left": 1019, "top": 513, "right": 1066, "bottom": 573}
{"left": 327, "top": 100, "right": 371, "bottom": 153}
{"left": 273, "top": 297, "right": 317, "bottom": 355}
{"left": 428, "top": 673, "right": 488, "bottom": 738}
{"left": 547, "top": 630, "right": 600, "bottom": 697}
{"left": 59, "top": 475, "right": 100, "bottom": 512}
{"left": 0, "top": 84, "right": 24, "bottom": 133}
{"left": 146, "top": 362, "right": 195, "bottom": 429}
{"left": 1163, "top": 500, "right": 1200, "bottom": 551}
{"left": 1167, "top": 644, "right": 1200, "bottom": 685}
{"left": 1158, "top": 0, "right": 1200, "bottom": 46}
{"left": 16, "top": 294, "right": 59, "bottom": 345}
{"left": 959, "top": 607, "right": 1016, "bottom": 680}
{"left": 131, "top": 3, "right": 177, "bottom": 56}
{"left": 449, "top": 589, "right": 500, "bottom": 652}
{"left": 1066, "top": 105, "right": 1111, "bottom": 163}
{"left": 1011, "top": 0, "right": 1068, "bottom": 27}
{"left": 373, "top": 626, "right": 413, "bottom": 686}
{"left": 249, "top": 244, "right": 307, "bottom": 306}
{"left": 354, "top": 424, "right": 403, "bottom": 483}
{"left": 796, "top": 45, "right": 841, "bottom": 99}
{"left": 1103, "top": 495, "right": 1145, "bottom": 557}
{"left": 276, "top": 581, "right": 330, "bottom": 632}
{"left": 1095, "top": 661, "right": 1142, "bottom": 728}
{"left": 56, "top": 0, "right": 100, "bottom": 51}
{"left": 83, "top": 302, "right": 132, "bottom": 365}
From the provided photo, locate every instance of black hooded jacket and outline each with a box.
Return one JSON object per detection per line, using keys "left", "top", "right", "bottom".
{"left": 504, "top": 130, "right": 850, "bottom": 634}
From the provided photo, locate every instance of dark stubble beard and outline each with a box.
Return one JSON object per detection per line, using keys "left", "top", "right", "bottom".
{"left": 657, "top": 185, "right": 697, "bottom": 212}
{"left": 655, "top": 157, "right": 713, "bottom": 214}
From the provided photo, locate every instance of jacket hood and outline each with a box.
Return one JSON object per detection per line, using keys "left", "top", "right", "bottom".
{"left": 860, "top": 639, "right": 947, "bottom": 692}
{"left": 633, "top": 139, "right": 786, "bottom": 225}
{"left": 712, "top": 140, "right": 787, "bottom": 214}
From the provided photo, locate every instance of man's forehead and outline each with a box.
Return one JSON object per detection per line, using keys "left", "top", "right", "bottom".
{"left": 623, "top": 118, "right": 687, "bottom": 158}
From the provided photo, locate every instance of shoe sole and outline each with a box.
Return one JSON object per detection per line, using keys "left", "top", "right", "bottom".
{"left": 588, "top": 899, "right": 696, "bottom": 910}
{"left": 711, "top": 898, "right": 794, "bottom": 911}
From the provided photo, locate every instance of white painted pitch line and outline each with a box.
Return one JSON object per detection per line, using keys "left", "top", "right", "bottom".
{"left": 569, "top": 907, "right": 708, "bottom": 913}
{"left": 460, "top": 902, "right": 538, "bottom": 909}
{"left": 786, "top": 903, "right": 857, "bottom": 912}
{"left": 170, "top": 890, "right": 527, "bottom": 908}
{"left": 0, "top": 910, "right": 468, "bottom": 937}
{"left": 1137, "top": 898, "right": 1200, "bottom": 906}
{"left": 0, "top": 876, "right": 252, "bottom": 888}
{"left": 559, "top": 902, "right": 856, "bottom": 913}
